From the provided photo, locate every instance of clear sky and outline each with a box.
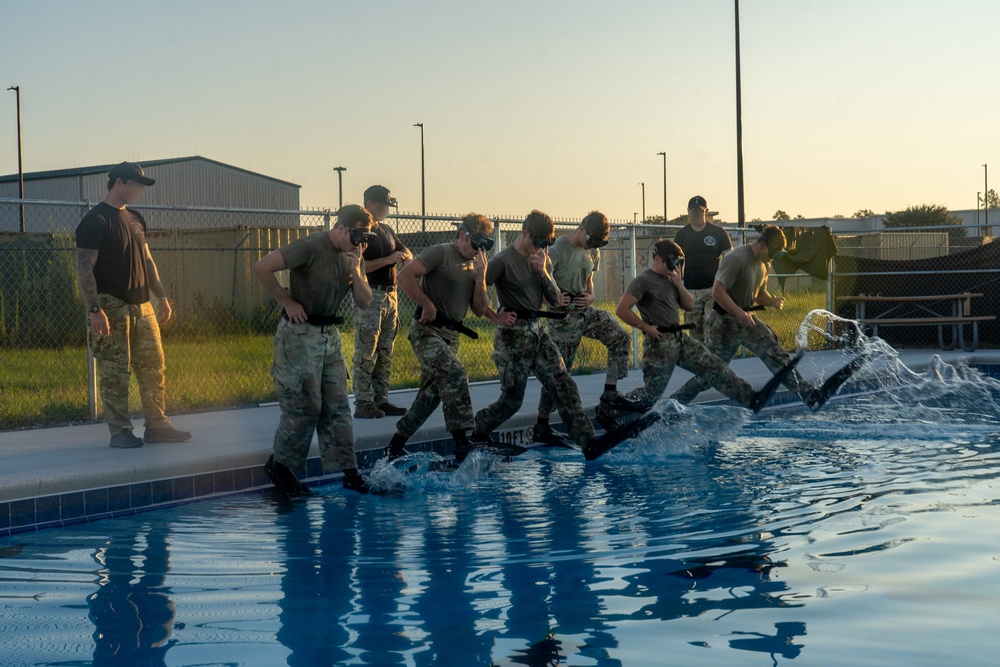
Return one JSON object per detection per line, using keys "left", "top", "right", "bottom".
{"left": 2, "top": 0, "right": 998, "bottom": 221}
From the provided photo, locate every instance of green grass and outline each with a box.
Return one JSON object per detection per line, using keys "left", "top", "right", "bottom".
{"left": 0, "top": 289, "right": 830, "bottom": 430}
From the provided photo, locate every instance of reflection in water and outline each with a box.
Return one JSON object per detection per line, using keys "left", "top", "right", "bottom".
{"left": 87, "top": 523, "right": 176, "bottom": 666}
{"left": 728, "top": 621, "right": 807, "bottom": 664}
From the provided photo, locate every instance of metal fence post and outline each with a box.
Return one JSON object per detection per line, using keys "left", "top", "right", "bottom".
{"left": 323, "top": 208, "right": 331, "bottom": 232}
{"left": 630, "top": 222, "right": 640, "bottom": 370}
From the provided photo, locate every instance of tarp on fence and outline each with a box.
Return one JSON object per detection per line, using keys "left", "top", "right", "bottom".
{"left": 834, "top": 241, "right": 1000, "bottom": 346}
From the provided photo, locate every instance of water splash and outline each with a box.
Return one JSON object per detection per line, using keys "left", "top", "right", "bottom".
{"left": 366, "top": 449, "right": 500, "bottom": 493}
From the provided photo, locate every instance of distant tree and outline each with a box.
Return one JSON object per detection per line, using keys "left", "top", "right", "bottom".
{"left": 772, "top": 210, "right": 791, "bottom": 221}
{"left": 643, "top": 215, "right": 666, "bottom": 225}
{"left": 794, "top": 214, "right": 806, "bottom": 220}
{"left": 980, "top": 189, "right": 1000, "bottom": 209}
{"left": 883, "top": 204, "right": 966, "bottom": 241}
{"left": 853, "top": 209, "right": 875, "bottom": 218}
{"left": 750, "top": 217, "right": 763, "bottom": 223}
{"left": 831, "top": 214, "right": 845, "bottom": 219}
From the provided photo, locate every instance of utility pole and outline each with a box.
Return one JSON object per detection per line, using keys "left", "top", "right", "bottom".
{"left": 656, "top": 151, "right": 667, "bottom": 223}
{"left": 734, "top": 0, "right": 746, "bottom": 229}
{"left": 414, "top": 122, "right": 425, "bottom": 233}
{"left": 984, "top": 164, "right": 989, "bottom": 232}
{"left": 639, "top": 182, "right": 645, "bottom": 223}
{"left": 7, "top": 85, "right": 24, "bottom": 233}
{"left": 333, "top": 166, "right": 346, "bottom": 209}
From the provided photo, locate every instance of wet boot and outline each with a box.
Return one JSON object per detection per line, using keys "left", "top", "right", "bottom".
{"left": 453, "top": 430, "right": 475, "bottom": 464}
{"left": 342, "top": 468, "right": 372, "bottom": 495}
{"left": 264, "top": 455, "right": 312, "bottom": 498}
{"left": 384, "top": 432, "right": 411, "bottom": 461}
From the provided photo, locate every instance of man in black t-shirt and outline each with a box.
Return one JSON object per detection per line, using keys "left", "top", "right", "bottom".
{"left": 674, "top": 195, "right": 733, "bottom": 342}
{"left": 352, "top": 185, "right": 412, "bottom": 419}
{"left": 75, "top": 162, "right": 191, "bottom": 448}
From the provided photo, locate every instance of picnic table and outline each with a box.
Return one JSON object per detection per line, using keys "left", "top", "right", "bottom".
{"left": 836, "top": 292, "right": 995, "bottom": 352}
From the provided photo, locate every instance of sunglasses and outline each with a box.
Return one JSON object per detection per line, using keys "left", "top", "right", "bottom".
{"left": 349, "top": 228, "right": 377, "bottom": 247}
{"left": 586, "top": 234, "right": 609, "bottom": 249}
{"left": 461, "top": 225, "right": 495, "bottom": 252}
{"left": 531, "top": 234, "right": 555, "bottom": 249}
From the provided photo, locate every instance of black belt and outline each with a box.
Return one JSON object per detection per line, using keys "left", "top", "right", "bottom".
{"left": 414, "top": 305, "right": 479, "bottom": 339}
{"left": 283, "top": 312, "right": 344, "bottom": 326}
{"left": 502, "top": 307, "right": 568, "bottom": 321}
{"left": 657, "top": 323, "right": 696, "bottom": 334}
{"left": 713, "top": 303, "right": 766, "bottom": 316}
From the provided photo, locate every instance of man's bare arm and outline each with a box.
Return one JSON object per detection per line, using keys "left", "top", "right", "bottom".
{"left": 76, "top": 249, "right": 101, "bottom": 309}
{"left": 144, "top": 244, "right": 167, "bottom": 300}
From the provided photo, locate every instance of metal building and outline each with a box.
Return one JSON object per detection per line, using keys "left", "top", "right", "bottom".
{"left": 0, "top": 156, "right": 301, "bottom": 232}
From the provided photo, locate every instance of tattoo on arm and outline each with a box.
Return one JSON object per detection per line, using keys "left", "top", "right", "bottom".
{"left": 76, "top": 249, "right": 100, "bottom": 309}
{"left": 144, "top": 245, "right": 166, "bottom": 300}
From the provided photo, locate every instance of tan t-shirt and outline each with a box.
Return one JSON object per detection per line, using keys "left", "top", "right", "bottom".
{"left": 417, "top": 243, "right": 477, "bottom": 322}
{"left": 714, "top": 243, "right": 766, "bottom": 310}
{"left": 549, "top": 235, "right": 600, "bottom": 296}
{"left": 279, "top": 232, "right": 357, "bottom": 317}
{"left": 625, "top": 269, "right": 680, "bottom": 328}
{"left": 486, "top": 245, "right": 549, "bottom": 313}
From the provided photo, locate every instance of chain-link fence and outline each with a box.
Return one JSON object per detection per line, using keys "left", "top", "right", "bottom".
{"left": 3, "top": 197, "right": 995, "bottom": 431}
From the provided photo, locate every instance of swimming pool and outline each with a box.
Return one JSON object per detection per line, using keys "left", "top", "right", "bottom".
{"left": 2, "top": 354, "right": 1000, "bottom": 666}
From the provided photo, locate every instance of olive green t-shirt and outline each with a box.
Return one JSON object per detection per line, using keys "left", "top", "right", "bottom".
{"left": 279, "top": 232, "right": 358, "bottom": 317}
{"left": 486, "top": 245, "right": 550, "bottom": 313}
{"left": 625, "top": 269, "right": 681, "bottom": 328}
{"left": 548, "top": 235, "right": 600, "bottom": 296}
{"left": 417, "top": 243, "right": 477, "bottom": 323}
{"left": 714, "top": 243, "right": 766, "bottom": 310}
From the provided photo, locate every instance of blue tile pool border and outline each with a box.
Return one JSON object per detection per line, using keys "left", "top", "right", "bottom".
{"left": 4, "top": 361, "right": 997, "bottom": 537}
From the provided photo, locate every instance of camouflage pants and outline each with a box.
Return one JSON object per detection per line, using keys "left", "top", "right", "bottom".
{"left": 537, "top": 306, "right": 631, "bottom": 415}
{"left": 682, "top": 288, "right": 715, "bottom": 343}
{"left": 671, "top": 309, "right": 811, "bottom": 404}
{"left": 395, "top": 322, "right": 475, "bottom": 438}
{"left": 602, "top": 332, "right": 756, "bottom": 423}
{"left": 271, "top": 319, "right": 357, "bottom": 472}
{"left": 475, "top": 323, "right": 595, "bottom": 447}
{"left": 352, "top": 288, "right": 398, "bottom": 405}
{"left": 90, "top": 294, "right": 171, "bottom": 436}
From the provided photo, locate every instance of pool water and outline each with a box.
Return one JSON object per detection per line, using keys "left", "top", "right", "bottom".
{"left": 2, "top": 354, "right": 1000, "bottom": 666}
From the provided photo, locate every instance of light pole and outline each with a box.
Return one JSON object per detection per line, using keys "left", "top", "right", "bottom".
{"left": 414, "top": 122, "right": 425, "bottom": 233}
{"left": 333, "top": 166, "right": 346, "bottom": 209}
{"left": 984, "top": 164, "right": 989, "bottom": 232}
{"left": 656, "top": 151, "right": 667, "bottom": 223}
{"left": 734, "top": 0, "right": 746, "bottom": 230}
{"left": 7, "top": 85, "right": 24, "bottom": 233}
{"left": 639, "top": 182, "right": 645, "bottom": 223}
{"left": 977, "top": 191, "right": 981, "bottom": 228}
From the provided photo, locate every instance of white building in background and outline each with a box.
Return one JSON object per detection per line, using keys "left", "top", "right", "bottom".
{"left": 0, "top": 156, "right": 301, "bottom": 233}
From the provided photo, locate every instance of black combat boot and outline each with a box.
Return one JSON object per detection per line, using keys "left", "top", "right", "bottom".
{"left": 384, "top": 432, "right": 411, "bottom": 461}
{"left": 342, "top": 467, "right": 372, "bottom": 495}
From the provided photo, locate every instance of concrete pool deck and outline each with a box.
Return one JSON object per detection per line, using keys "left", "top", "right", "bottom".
{"left": 2, "top": 348, "right": 999, "bottom": 535}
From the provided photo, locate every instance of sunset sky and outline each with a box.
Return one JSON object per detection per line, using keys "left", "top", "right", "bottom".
{"left": 2, "top": 0, "right": 998, "bottom": 221}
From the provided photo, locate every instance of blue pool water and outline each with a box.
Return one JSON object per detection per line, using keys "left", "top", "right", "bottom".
{"left": 2, "top": 354, "right": 1000, "bottom": 666}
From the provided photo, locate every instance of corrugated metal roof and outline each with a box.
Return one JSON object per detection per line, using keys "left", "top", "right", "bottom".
{"left": 0, "top": 156, "right": 300, "bottom": 188}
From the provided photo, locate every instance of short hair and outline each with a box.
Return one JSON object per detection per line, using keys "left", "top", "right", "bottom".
{"left": 757, "top": 224, "right": 787, "bottom": 251}
{"left": 582, "top": 210, "right": 610, "bottom": 240}
{"left": 106, "top": 177, "right": 119, "bottom": 191}
{"left": 336, "top": 204, "right": 373, "bottom": 230}
{"left": 460, "top": 213, "right": 493, "bottom": 237}
{"left": 523, "top": 210, "right": 554, "bottom": 238}
{"left": 653, "top": 238, "right": 683, "bottom": 259}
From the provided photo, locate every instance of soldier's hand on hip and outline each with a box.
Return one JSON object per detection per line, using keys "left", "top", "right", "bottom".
{"left": 90, "top": 310, "right": 110, "bottom": 337}
{"left": 642, "top": 322, "right": 662, "bottom": 340}
{"left": 739, "top": 312, "right": 756, "bottom": 328}
{"left": 573, "top": 292, "right": 594, "bottom": 308}
{"left": 494, "top": 310, "right": 517, "bottom": 328}
{"left": 157, "top": 298, "right": 172, "bottom": 323}
{"left": 419, "top": 302, "right": 437, "bottom": 324}
{"left": 283, "top": 300, "right": 308, "bottom": 324}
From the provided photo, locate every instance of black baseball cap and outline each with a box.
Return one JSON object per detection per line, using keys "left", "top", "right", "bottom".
{"left": 688, "top": 195, "right": 707, "bottom": 210}
{"left": 363, "top": 184, "right": 397, "bottom": 207}
{"left": 108, "top": 162, "right": 155, "bottom": 186}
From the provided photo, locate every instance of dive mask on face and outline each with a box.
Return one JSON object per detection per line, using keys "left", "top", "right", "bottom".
{"left": 586, "top": 234, "right": 609, "bottom": 249}
{"left": 665, "top": 255, "right": 685, "bottom": 271}
{"left": 531, "top": 234, "right": 554, "bottom": 249}
{"left": 462, "top": 225, "right": 495, "bottom": 252}
{"left": 350, "top": 228, "right": 377, "bottom": 247}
